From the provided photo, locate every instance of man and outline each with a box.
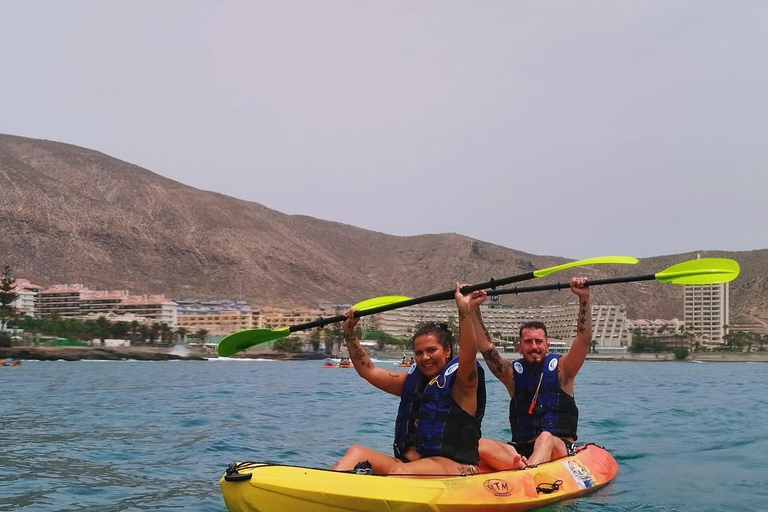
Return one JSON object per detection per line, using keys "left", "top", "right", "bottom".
{"left": 473, "top": 277, "right": 591, "bottom": 469}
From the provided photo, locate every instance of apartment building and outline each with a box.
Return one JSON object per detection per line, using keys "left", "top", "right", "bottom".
{"left": 177, "top": 299, "right": 252, "bottom": 335}
{"left": 375, "top": 301, "right": 631, "bottom": 353}
{"left": 80, "top": 289, "right": 131, "bottom": 316}
{"left": 255, "top": 307, "right": 329, "bottom": 334}
{"left": 626, "top": 318, "right": 685, "bottom": 337}
{"left": 37, "top": 284, "right": 90, "bottom": 317}
{"left": 35, "top": 284, "right": 178, "bottom": 325}
{"left": 11, "top": 279, "right": 42, "bottom": 317}
{"left": 117, "top": 295, "right": 178, "bottom": 326}
{"left": 684, "top": 282, "right": 729, "bottom": 346}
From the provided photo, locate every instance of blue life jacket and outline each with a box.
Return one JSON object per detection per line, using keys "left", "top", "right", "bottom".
{"left": 509, "top": 353, "right": 578, "bottom": 443}
{"left": 394, "top": 357, "right": 486, "bottom": 465}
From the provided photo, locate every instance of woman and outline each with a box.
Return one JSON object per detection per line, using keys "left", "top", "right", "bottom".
{"left": 331, "top": 284, "right": 487, "bottom": 476}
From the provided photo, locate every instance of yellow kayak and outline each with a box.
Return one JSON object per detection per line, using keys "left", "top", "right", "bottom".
{"left": 220, "top": 443, "right": 618, "bottom": 512}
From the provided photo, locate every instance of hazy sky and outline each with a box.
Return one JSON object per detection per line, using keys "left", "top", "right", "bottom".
{"left": 2, "top": 1, "right": 766, "bottom": 258}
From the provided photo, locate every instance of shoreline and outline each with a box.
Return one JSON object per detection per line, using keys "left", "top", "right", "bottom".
{"left": 0, "top": 346, "right": 207, "bottom": 362}
{"left": 2, "top": 346, "right": 768, "bottom": 363}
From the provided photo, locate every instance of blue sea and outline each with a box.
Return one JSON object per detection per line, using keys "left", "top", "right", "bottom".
{"left": 2, "top": 359, "right": 766, "bottom": 512}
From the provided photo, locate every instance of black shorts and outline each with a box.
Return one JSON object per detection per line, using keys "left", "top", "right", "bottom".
{"left": 508, "top": 438, "right": 575, "bottom": 459}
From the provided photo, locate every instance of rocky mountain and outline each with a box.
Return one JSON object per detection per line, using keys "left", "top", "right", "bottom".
{"left": 1, "top": 134, "right": 766, "bottom": 328}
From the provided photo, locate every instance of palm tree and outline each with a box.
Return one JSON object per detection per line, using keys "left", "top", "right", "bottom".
{"left": 0, "top": 265, "right": 19, "bottom": 332}
{"left": 148, "top": 323, "right": 161, "bottom": 345}
{"left": 175, "top": 326, "right": 189, "bottom": 345}
{"left": 138, "top": 324, "right": 150, "bottom": 345}
{"left": 158, "top": 323, "right": 173, "bottom": 345}
{"left": 309, "top": 328, "right": 321, "bottom": 352}
{"left": 322, "top": 327, "right": 336, "bottom": 355}
{"left": 94, "top": 316, "right": 112, "bottom": 345}
{"left": 195, "top": 328, "right": 209, "bottom": 347}
{"left": 128, "top": 320, "right": 141, "bottom": 344}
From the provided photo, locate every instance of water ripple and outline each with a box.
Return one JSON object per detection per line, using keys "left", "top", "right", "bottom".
{"left": 2, "top": 360, "right": 767, "bottom": 511}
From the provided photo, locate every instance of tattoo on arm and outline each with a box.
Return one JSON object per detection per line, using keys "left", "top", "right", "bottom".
{"left": 474, "top": 309, "right": 492, "bottom": 343}
{"left": 577, "top": 300, "right": 588, "bottom": 334}
{"left": 343, "top": 332, "right": 356, "bottom": 341}
{"left": 388, "top": 372, "right": 400, "bottom": 379}
{"left": 349, "top": 342, "right": 372, "bottom": 368}
{"left": 481, "top": 347, "right": 512, "bottom": 380}
{"left": 459, "top": 310, "right": 470, "bottom": 321}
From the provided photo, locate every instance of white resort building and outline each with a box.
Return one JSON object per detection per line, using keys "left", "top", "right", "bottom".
{"left": 374, "top": 301, "right": 631, "bottom": 354}
{"left": 34, "top": 284, "right": 178, "bottom": 325}
{"left": 684, "top": 282, "right": 729, "bottom": 347}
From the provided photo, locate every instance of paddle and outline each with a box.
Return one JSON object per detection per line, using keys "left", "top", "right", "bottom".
{"left": 335, "top": 255, "right": 639, "bottom": 318}
{"left": 217, "top": 255, "right": 637, "bottom": 357}
{"left": 479, "top": 258, "right": 740, "bottom": 297}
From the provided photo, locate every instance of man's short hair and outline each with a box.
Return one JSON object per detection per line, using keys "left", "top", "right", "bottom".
{"left": 519, "top": 321, "right": 548, "bottom": 339}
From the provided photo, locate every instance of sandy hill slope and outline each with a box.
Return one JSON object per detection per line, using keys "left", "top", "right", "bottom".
{"left": 1, "top": 134, "right": 765, "bottom": 327}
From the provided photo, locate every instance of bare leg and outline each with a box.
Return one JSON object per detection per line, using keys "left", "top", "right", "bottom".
{"left": 478, "top": 438, "right": 526, "bottom": 470}
{"left": 331, "top": 445, "right": 403, "bottom": 475}
{"left": 526, "top": 432, "right": 569, "bottom": 467}
{"left": 387, "top": 456, "right": 480, "bottom": 477}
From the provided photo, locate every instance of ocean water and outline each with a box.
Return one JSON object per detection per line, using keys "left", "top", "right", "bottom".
{"left": 1, "top": 359, "right": 766, "bottom": 512}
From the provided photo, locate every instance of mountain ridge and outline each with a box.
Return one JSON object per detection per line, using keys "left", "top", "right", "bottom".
{"left": 1, "top": 133, "right": 766, "bottom": 329}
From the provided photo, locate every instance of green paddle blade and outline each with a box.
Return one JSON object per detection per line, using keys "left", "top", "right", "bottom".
{"left": 533, "top": 256, "right": 638, "bottom": 278}
{"left": 217, "top": 327, "right": 290, "bottom": 357}
{"left": 655, "top": 258, "right": 740, "bottom": 284}
{"left": 353, "top": 295, "right": 412, "bottom": 311}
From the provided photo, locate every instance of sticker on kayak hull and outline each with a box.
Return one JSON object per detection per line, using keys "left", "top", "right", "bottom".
{"left": 483, "top": 478, "right": 512, "bottom": 496}
{"left": 563, "top": 459, "right": 594, "bottom": 489}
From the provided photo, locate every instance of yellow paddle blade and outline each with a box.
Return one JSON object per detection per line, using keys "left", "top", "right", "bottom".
{"left": 655, "top": 258, "right": 740, "bottom": 284}
{"left": 352, "top": 295, "right": 412, "bottom": 311}
{"left": 217, "top": 327, "right": 290, "bottom": 357}
{"left": 533, "top": 256, "right": 638, "bottom": 278}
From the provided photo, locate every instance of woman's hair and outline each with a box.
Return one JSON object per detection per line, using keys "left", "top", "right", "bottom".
{"left": 411, "top": 321, "right": 455, "bottom": 357}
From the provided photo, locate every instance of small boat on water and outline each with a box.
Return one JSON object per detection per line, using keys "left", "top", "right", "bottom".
{"left": 220, "top": 443, "right": 618, "bottom": 512}
{"left": 396, "top": 356, "right": 414, "bottom": 367}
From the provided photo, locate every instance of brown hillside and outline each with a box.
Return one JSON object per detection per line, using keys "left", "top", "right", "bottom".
{"left": 1, "top": 134, "right": 766, "bottom": 328}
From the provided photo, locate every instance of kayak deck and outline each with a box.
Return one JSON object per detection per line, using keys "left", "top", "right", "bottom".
{"left": 220, "top": 443, "right": 618, "bottom": 512}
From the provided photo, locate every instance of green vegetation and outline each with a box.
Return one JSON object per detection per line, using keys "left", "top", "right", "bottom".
{"left": 628, "top": 335, "right": 669, "bottom": 353}
{"left": 273, "top": 336, "right": 303, "bottom": 353}
{"left": 721, "top": 330, "right": 766, "bottom": 352}
{"left": 6, "top": 315, "right": 194, "bottom": 346}
{"left": 672, "top": 347, "right": 689, "bottom": 360}
{"left": 364, "top": 329, "right": 406, "bottom": 350}
{"left": 309, "top": 329, "right": 322, "bottom": 352}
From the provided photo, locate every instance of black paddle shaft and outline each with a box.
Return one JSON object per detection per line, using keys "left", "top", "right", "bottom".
{"left": 485, "top": 274, "right": 657, "bottom": 296}
{"left": 345, "top": 271, "right": 538, "bottom": 317}
{"left": 287, "top": 271, "right": 540, "bottom": 332}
